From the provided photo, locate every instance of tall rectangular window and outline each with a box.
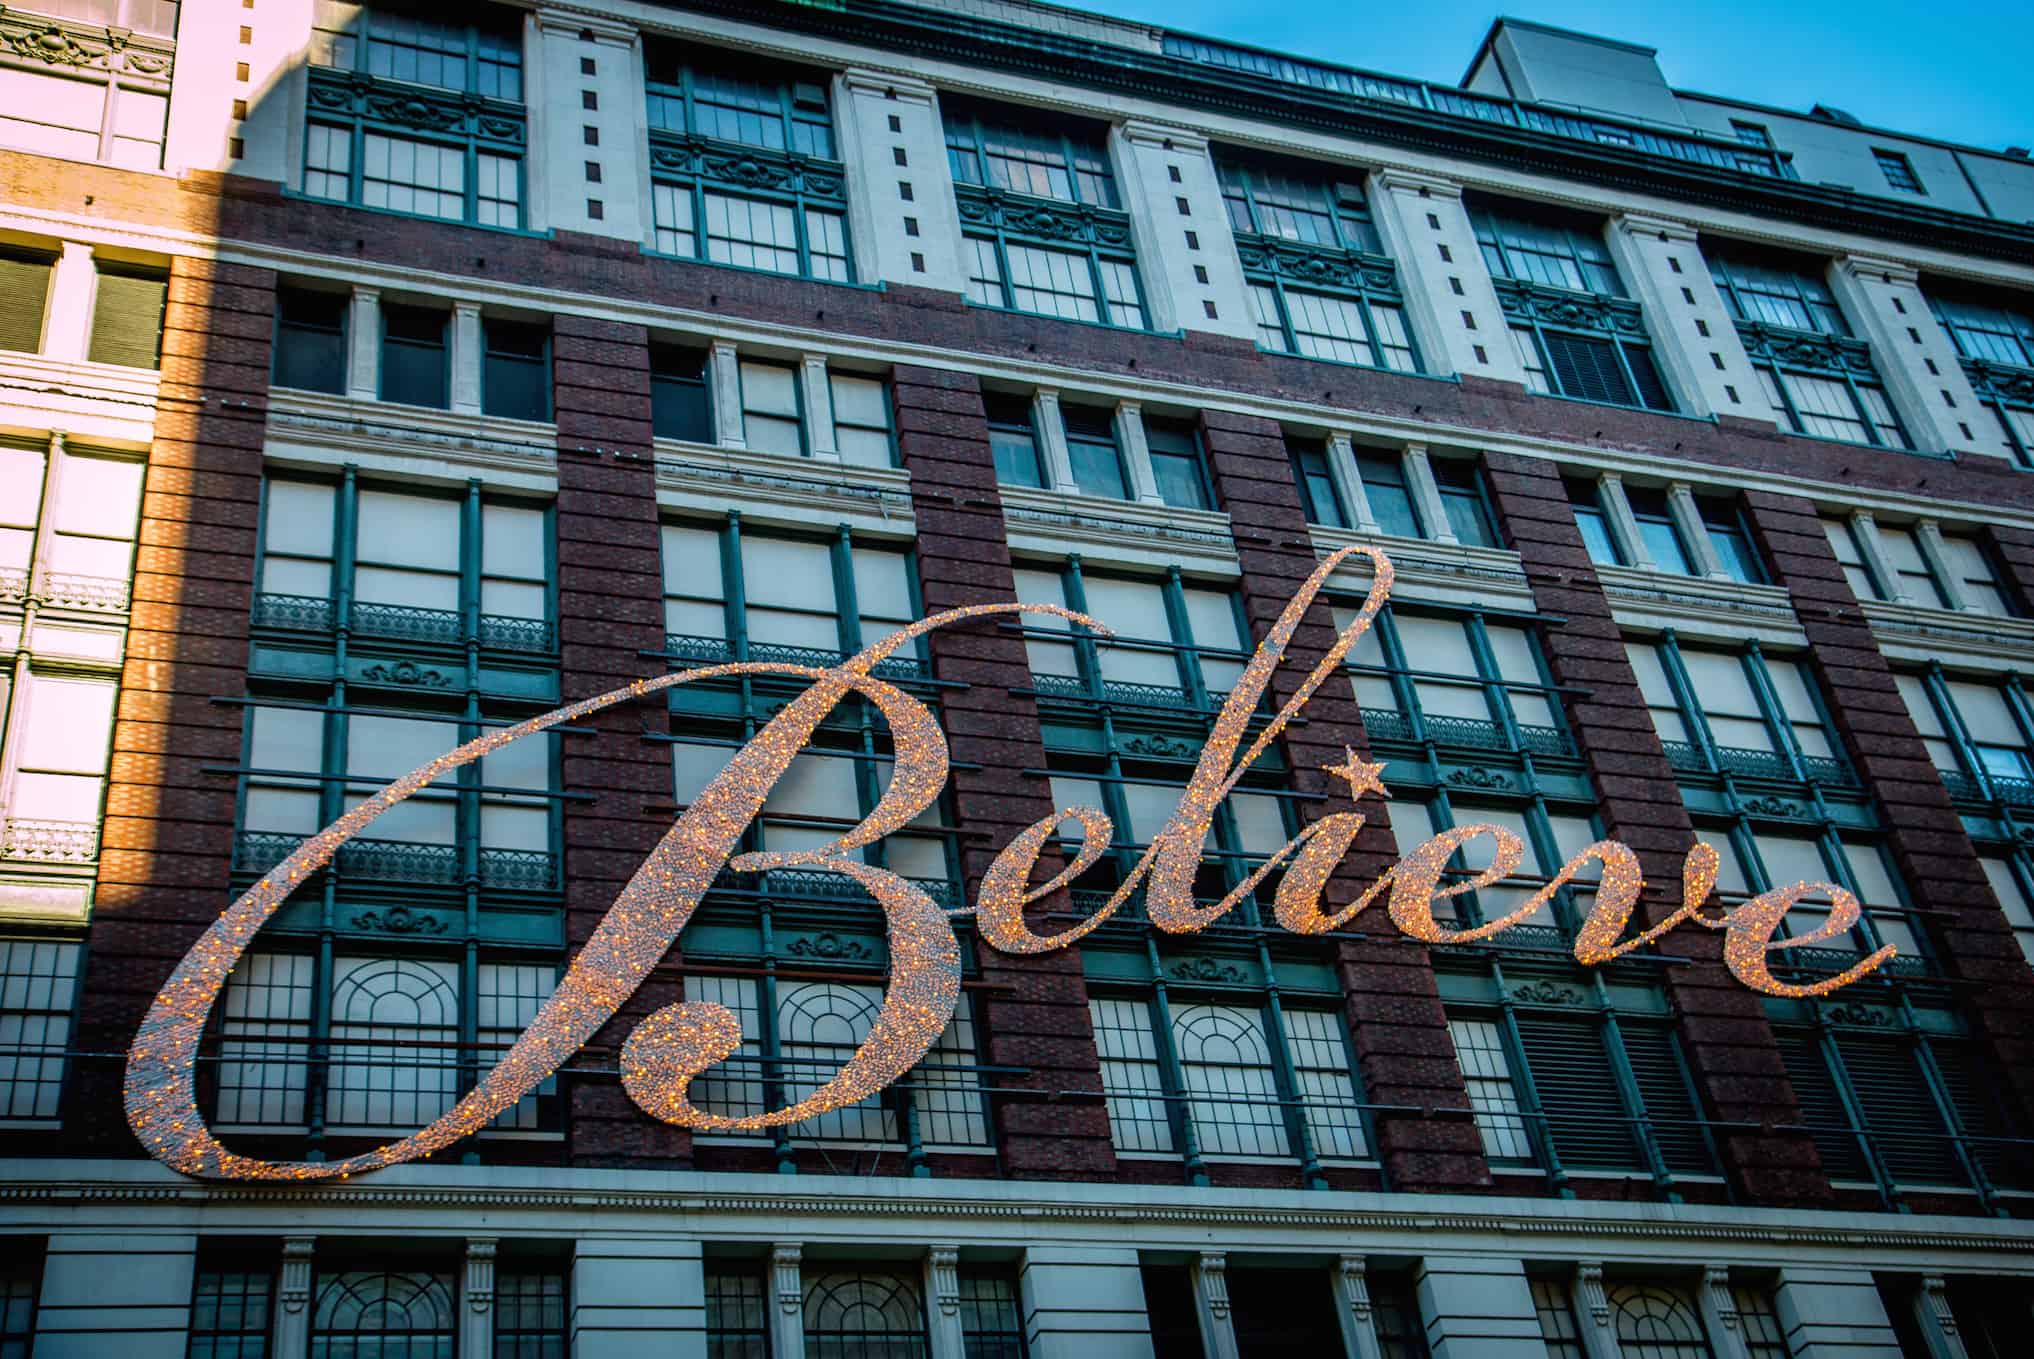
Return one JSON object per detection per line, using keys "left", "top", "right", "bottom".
{"left": 986, "top": 393, "right": 1044, "bottom": 488}
{"left": 380, "top": 304, "right": 449, "bottom": 409}
{"left": 306, "top": 4, "right": 526, "bottom": 228}
{"left": 1474, "top": 203, "right": 1670, "bottom": 411}
{"left": 188, "top": 1265, "right": 274, "bottom": 1359}
{"left": 1287, "top": 437, "right": 1347, "bottom": 527}
{"left": 1144, "top": 418, "right": 1212, "bottom": 511}
{"left": 494, "top": 1270, "right": 568, "bottom": 1358}
{"left": 0, "top": 938, "right": 80, "bottom": 1122}
{"left": 1568, "top": 479, "right": 1623, "bottom": 567}
{"left": 644, "top": 47, "right": 850, "bottom": 283}
{"left": 273, "top": 287, "right": 349, "bottom": 394}
{"left": 481, "top": 316, "right": 551, "bottom": 422}
{"left": 650, "top": 344, "right": 713, "bottom": 442}
{"left": 86, "top": 264, "right": 167, "bottom": 369}
{"left": 0, "top": 249, "right": 53, "bottom": 355}
{"left": 704, "top": 1266, "right": 770, "bottom": 1358}
{"left": 828, "top": 371, "right": 894, "bottom": 468}
{"left": 947, "top": 101, "right": 1147, "bottom": 330}
{"left": 1062, "top": 407, "right": 1128, "bottom": 501}
{"left": 738, "top": 360, "right": 803, "bottom": 456}
{"left": 1822, "top": 516, "right": 1881, "bottom": 600}
{"left": 1354, "top": 451, "right": 1422, "bottom": 539}
{"left": 1431, "top": 458, "right": 1497, "bottom": 547}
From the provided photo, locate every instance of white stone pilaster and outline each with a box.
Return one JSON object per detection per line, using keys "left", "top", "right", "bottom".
{"left": 1604, "top": 213, "right": 1761, "bottom": 420}
{"left": 450, "top": 301, "right": 484, "bottom": 416}
{"left": 1033, "top": 390, "right": 1078, "bottom": 495}
{"left": 274, "top": 1237, "right": 316, "bottom": 1359}
{"left": 30, "top": 1233, "right": 197, "bottom": 1359}
{"left": 1699, "top": 1266, "right": 1755, "bottom": 1359}
{"left": 1115, "top": 401, "right": 1163, "bottom": 505}
{"left": 1848, "top": 511, "right": 1901, "bottom": 604}
{"left": 1667, "top": 482, "right": 1727, "bottom": 578}
{"left": 1401, "top": 443, "right": 1454, "bottom": 544}
{"left": 832, "top": 69, "right": 966, "bottom": 291}
{"left": 770, "top": 1244, "right": 806, "bottom": 1359}
{"left": 1331, "top": 1255, "right": 1383, "bottom": 1359}
{"left": 1772, "top": 1267, "right": 1909, "bottom": 1359}
{"left": 570, "top": 1237, "right": 706, "bottom": 1359}
{"left": 1595, "top": 472, "right": 1655, "bottom": 570}
{"left": 527, "top": 8, "right": 645, "bottom": 240}
{"left": 710, "top": 341, "right": 747, "bottom": 450}
{"left": 346, "top": 286, "right": 381, "bottom": 401}
{"left": 1107, "top": 121, "right": 1255, "bottom": 339}
{"left": 1574, "top": 1264, "right": 1622, "bottom": 1359}
{"left": 1367, "top": 169, "right": 1526, "bottom": 383}
{"left": 1018, "top": 1247, "right": 1156, "bottom": 1359}
{"left": 165, "top": 0, "right": 312, "bottom": 178}
{"left": 1913, "top": 519, "right": 1972, "bottom": 611}
{"left": 1416, "top": 1257, "right": 1546, "bottom": 1359}
{"left": 459, "top": 1240, "right": 498, "bottom": 1359}
{"left": 1325, "top": 433, "right": 1381, "bottom": 533}
{"left": 800, "top": 355, "right": 840, "bottom": 461}
{"left": 1914, "top": 1276, "right": 1971, "bottom": 1359}
{"left": 924, "top": 1246, "right": 965, "bottom": 1359}
{"left": 41, "top": 243, "right": 98, "bottom": 362}
{"left": 1828, "top": 255, "right": 1990, "bottom": 458}
{"left": 1190, "top": 1252, "right": 1240, "bottom": 1359}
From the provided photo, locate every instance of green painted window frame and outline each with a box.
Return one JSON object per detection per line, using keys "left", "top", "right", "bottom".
{"left": 985, "top": 391, "right": 1046, "bottom": 488}
{"left": 1341, "top": 602, "right": 1573, "bottom": 760}
{"left": 1929, "top": 290, "right": 2034, "bottom": 467}
{"left": 1637, "top": 633, "right": 1852, "bottom": 787}
{"left": 1285, "top": 436, "right": 1347, "bottom": 528}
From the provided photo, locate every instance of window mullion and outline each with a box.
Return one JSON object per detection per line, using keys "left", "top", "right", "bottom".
{"left": 1656, "top": 634, "right": 1721, "bottom": 771}
{"left": 1256, "top": 992, "right": 1324, "bottom": 1186}
{"left": 1739, "top": 643, "right": 1810, "bottom": 781}
{"left": 1141, "top": 971, "right": 1206, "bottom": 1185}
{"left": 1810, "top": 1022, "right": 1903, "bottom": 1205}
{"left": 1922, "top": 665, "right": 1992, "bottom": 796}
{"left": 1159, "top": 569, "right": 1207, "bottom": 709}
{"left": 1595, "top": 1003, "right": 1678, "bottom": 1193}
{"left": 1493, "top": 993, "right": 1567, "bottom": 1188}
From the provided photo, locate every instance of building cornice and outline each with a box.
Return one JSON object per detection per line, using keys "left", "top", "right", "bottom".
{"left": 642, "top": 0, "right": 2034, "bottom": 266}
{"left": 1, "top": 1161, "right": 2030, "bottom": 1263}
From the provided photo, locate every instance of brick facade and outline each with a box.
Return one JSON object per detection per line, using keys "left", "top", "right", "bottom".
{"left": 892, "top": 366, "right": 1120, "bottom": 1181}
{"left": 66, "top": 257, "right": 274, "bottom": 1155}
{"left": 1745, "top": 493, "right": 2034, "bottom": 1126}
{"left": 1199, "top": 410, "right": 1495, "bottom": 1194}
{"left": 549, "top": 316, "right": 692, "bottom": 1168}
{"left": 1480, "top": 452, "right": 1835, "bottom": 1207}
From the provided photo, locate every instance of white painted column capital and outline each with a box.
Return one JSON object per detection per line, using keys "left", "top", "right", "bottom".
{"left": 1325, "top": 432, "right": 1380, "bottom": 533}
{"left": 1698, "top": 1266, "right": 1753, "bottom": 1359}
{"left": 1333, "top": 1255, "right": 1384, "bottom": 1359}
{"left": 1191, "top": 1251, "right": 1241, "bottom": 1359}
{"left": 1401, "top": 443, "right": 1454, "bottom": 544}
{"left": 924, "top": 1247, "right": 965, "bottom": 1359}
{"left": 345, "top": 286, "right": 381, "bottom": 401}
{"left": 273, "top": 1236, "right": 317, "bottom": 1359}
{"left": 1666, "top": 481, "right": 1727, "bottom": 578}
{"left": 1574, "top": 1264, "right": 1622, "bottom": 1359}
{"left": 1595, "top": 472, "right": 1655, "bottom": 571}
{"left": 41, "top": 241, "right": 98, "bottom": 362}
{"left": 1032, "top": 390, "right": 1078, "bottom": 495}
{"left": 1115, "top": 400, "right": 1163, "bottom": 505}
{"left": 1611, "top": 210, "right": 1700, "bottom": 244}
{"left": 710, "top": 341, "right": 746, "bottom": 450}
{"left": 770, "top": 1245, "right": 805, "bottom": 1359}
{"left": 449, "top": 301, "right": 484, "bottom": 416}
{"left": 460, "top": 1239, "right": 498, "bottom": 1359}
{"left": 1915, "top": 1276, "right": 1970, "bottom": 1359}
{"left": 1369, "top": 168, "right": 1464, "bottom": 200}
{"left": 799, "top": 355, "right": 839, "bottom": 461}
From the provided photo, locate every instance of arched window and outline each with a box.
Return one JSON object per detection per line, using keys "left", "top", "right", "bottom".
{"left": 1608, "top": 1283, "right": 1712, "bottom": 1359}
{"left": 310, "top": 1270, "right": 456, "bottom": 1359}
{"left": 1170, "top": 1004, "right": 1289, "bottom": 1158}
{"left": 326, "top": 956, "right": 459, "bottom": 1131}
{"left": 777, "top": 982, "right": 891, "bottom": 1142}
{"left": 802, "top": 1271, "right": 928, "bottom": 1359}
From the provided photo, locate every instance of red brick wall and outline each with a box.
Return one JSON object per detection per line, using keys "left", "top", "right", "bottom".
{"left": 891, "top": 366, "right": 1120, "bottom": 1181}
{"left": 1478, "top": 452, "right": 1836, "bottom": 1206}
{"left": 1199, "top": 410, "right": 1496, "bottom": 1194}
{"left": 66, "top": 257, "right": 273, "bottom": 1154}
{"left": 1743, "top": 492, "right": 2034, "bottom": 1125}
{"left": 549, "top": 315, "right": 691, "bottom": 1167}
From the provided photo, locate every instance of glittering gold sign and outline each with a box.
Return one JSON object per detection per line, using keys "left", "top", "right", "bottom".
{"left": 126, "top": 546, "right": 1892, "bottom": 1179}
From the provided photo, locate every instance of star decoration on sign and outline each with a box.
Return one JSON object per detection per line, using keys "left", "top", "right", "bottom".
{"left": 1324, "top": 748, "right": 1390, "bottom": 801}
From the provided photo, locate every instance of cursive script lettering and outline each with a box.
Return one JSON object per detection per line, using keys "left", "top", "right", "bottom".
{"left": 125, "top": 546, "right": 1894, "bottom": 1180}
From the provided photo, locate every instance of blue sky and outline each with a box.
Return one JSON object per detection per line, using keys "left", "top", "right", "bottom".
{"left": 1058, "top": 1, "right": 2030, "bottom": 151}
